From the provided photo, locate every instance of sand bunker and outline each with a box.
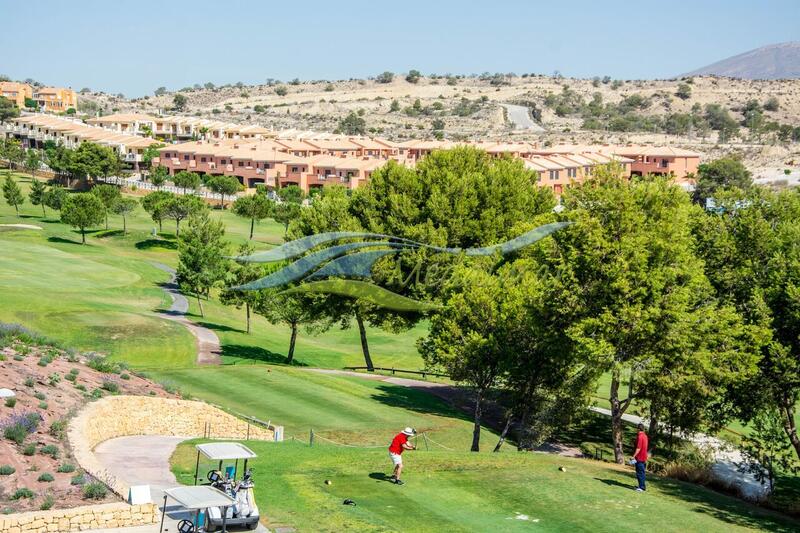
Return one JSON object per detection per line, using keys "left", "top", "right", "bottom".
{"left": 0, "top": 223, "right": 43, "bottom": 230}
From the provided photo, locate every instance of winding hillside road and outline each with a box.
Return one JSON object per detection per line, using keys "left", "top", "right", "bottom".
{"left": 152, "top": 262, "right": 222, "bottom": 365}
{"left": 501, "top": 104, "right": 545, "bottom": 132}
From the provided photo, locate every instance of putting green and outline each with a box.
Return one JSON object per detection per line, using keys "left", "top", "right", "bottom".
{"left": 0, "top": 240, "right": 140, "bottom": 291}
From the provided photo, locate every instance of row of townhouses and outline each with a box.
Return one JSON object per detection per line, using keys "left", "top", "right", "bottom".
{"left": 3, "top": 115, "right": 160, "bottom": 165}
{"left": 3, "top": 113, "right": 701, "bottom": 196}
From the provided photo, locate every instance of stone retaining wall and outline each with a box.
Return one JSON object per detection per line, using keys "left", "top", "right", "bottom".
{"left": 68, "top": 395, "right": 278, "bottom": 496}
{"left": 0, "top": 502, "right": 159, "bottom": 532}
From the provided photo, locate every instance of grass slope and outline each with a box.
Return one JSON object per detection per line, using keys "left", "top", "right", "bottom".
{"left": 153, "top": 366, "right": 476, "bottom": 448}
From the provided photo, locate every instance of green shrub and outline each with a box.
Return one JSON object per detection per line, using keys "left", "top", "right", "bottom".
{"left": 90, "top": 388, "right": 103, "bottom": 399}
{"left": 120, "top": 373, "right": 130, "bottom": 380}
{"left": 34, "top": 392, "right": 46, "bottom": 401}
{"left": 65, "top": 373, "right": 76, "bottom": 382}
{"left": 75, "top": 384, "right": 87, "bottom": 392}
{"left": 40, "top": 494, "right": 54, "bottom": 510}
{"left": 65, "top": 351, "right": 79, "bottom": 363}
{"left": 70, "top": 474, "right": 85, "bottom": 485}
{"left": 37, "top": 357, "right": 51, "bottom": 367}
{"left": 24, "top": 377, "right": 34, "bottom": 387}
{"left": 37, "top": 472, "right": 54, "bottom": 482}
{"left": 101, "top": 380, "right": 119, "bottom": 393}
{"left": 69, "top": 368, "right": 79, "bottom": 376}
{"left": 1, "top": 507, "right": 12, "bottom": 514}
{"left": 47, "top": 373, "right": 61, "bottom": 386}
{"left": 57, "top": 463, "right": 75, "bottom": 473}
{"left": 11, "top": 488, "right": 34, "bottom": 500}
{"left": 86, "top": 354, "right": 123, "bottom": 374}
{"left": 38, "top": 401, "right": 47, "bottom": 410}
{"left": 50, "top": 419, "right": 67, "bottom": 440}
{"left": 4, "top": 397, "right": 16, "bottom": 408}
{"left": 22, "top": 443, "right": 36, "bottom": 456}
{"left": 0, "top": 465, "right": 15, "bottom": 475}
{"left": 40, "top": 445, "right": 59, "bottom": 459}
{"left": 0, "top": 354, "right": 5, "bottom": 361}
{"left": 3, "top": 412, "right": 42, "bottom": 444}
{"left": 82, "top": 482, "right": 107, "bottom": 500}
{"left": 13, "top": 355, "right": 23, "bottom": 361}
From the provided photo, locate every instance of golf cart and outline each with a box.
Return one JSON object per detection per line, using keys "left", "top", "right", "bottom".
{"left": 193, "top": 442, "right": 260, "bottom": 532}
{"left": 160, "top": 486, "right": 235, "bottom": 533}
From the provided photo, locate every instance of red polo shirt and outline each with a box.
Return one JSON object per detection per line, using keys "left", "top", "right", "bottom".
{"left": 389, "top": 433, "right": 408, "bottom": 455}
{"left": 634, "top": 431, "right": 648, "bottom": 462}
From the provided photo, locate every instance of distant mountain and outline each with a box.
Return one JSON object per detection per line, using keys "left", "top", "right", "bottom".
{"left": 684, "top": 42, "right": 800, "bottom": 80}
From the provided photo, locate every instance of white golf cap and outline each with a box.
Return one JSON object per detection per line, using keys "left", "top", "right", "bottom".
{"left": 402, "top": 427, "right": 415, "bottom": 436}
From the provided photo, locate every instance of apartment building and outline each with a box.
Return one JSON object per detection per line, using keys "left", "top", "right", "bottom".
{"left": 34, "top": 87, "right": 77, "bottom": 112}
{"left": 532, "top": 144, "right": 700, "bottom": 181}
{"left": 0, "top": 82, "right": 33, "bottom": 108}
{"left": 3, "top": 114, "right": 160, "bottom": 167}
{"left": 87, "top": 113, "right": 276, "bottom": 142}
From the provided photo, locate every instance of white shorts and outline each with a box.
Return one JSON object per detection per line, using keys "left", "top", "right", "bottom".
{"left": 389, "top": 452, "right": 403, "bottom": 466}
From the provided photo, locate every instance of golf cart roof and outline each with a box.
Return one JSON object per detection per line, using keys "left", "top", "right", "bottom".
{"left": 196, "top": 442, "right": 258, "bottom": 460}
{"left": 164, "top": 486, "right": 235, "bottom": 510}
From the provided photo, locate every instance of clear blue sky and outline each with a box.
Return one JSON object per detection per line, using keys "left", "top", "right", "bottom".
{"left": 1, "top": 0, "right": 797, "bottom": 96}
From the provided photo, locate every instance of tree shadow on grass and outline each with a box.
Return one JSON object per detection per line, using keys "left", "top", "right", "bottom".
{"left": 136, "top": 238, "right": 177, "bottom": 250}
{"left": 653, "top": 476, "right": 800, "bottom": 532}
{"left": 47, "top": 236, "right": 83, "bottom": 245}
{"left": 196, "top": 321, "right": 246, "bottom": 334}
{"left": 370, "top": 383, "right": 473, "bottom": 424}
{"left": 94, "top": 229, "right": 125, "bottom": 238}
{"left": 219, "top": 343, "right": 308, "bottom": 366}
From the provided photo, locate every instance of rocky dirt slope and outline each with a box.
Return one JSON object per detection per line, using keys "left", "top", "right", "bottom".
{"left": 0, "top": 329, "right": 175, "bottom": 513}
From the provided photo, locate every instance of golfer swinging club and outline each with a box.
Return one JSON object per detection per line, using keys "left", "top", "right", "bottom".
{"left": 388, "top": 427, "right": 416, "bottom": 485}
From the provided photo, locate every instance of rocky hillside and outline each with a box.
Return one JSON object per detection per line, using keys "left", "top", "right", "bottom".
{"left": 0, "top": 325, "right": 175, "bottom": 513}
{"left": 685, "top": 42, "right": 800, "bottom": 80}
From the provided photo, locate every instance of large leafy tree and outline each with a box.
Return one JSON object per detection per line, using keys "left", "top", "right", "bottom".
{"left": 232, "top": 193, "right": 273, "bottom": 239}
{"left": 220, "top": 243, "right": 264, "bottom": 334}
{"left": 68, "top": 142, "right": 121, "bottom": 181}
{"left": 692, "top": 156, "right": 752, "bottom": 204}
{"left": 24, "top": 150, "right": 41, "bottom": 180}
{"left": 207, "top": 175, "right": 242, "bottom": 209}
{"left": 141, "top": 190, "right": 174, "bottom": 232}
{"left": 91, "top": 184, "right": 121, "bottom": 229}
{"left": 43, "top": 143, "right": 74, "bottom": 184}
{"left": 43, "top": 185, "right": 68, "bottom": 214}
{"left": 150, "top": 165, "right": 169, "bottom": 189}
{"left": 173, "top": 170, "right": 201, "bottom": 194}
{"left": 253, "top": 291, "right": 322, "bottom": 363}
{"left": 2, "top": 175, "right": 24, "bottom": 215}
{"left": 0, "top": 96, "right": 19, "bottom": 122}
{"left": 176, "top": 210, "right": 227, "bottom": 317}
{"left": 420, "top": 263, "right": 521, "bottom": 452}
{"left": 113, "top": 197, "right": 139, "bottom": 234}
{"left": 539, "top": 169, "right": 758, "bottom": 463}
{"left": 60, "top": 193, "right": 105, "bottom": 243}
{"left": 164, "top": 194, "right": 207, "bottom": 236}
{"left": 692, "top": 187, "right": 800, "bottom": 460}
{"left": 28, "top": 179, "right": 47, "bottom": 217}
{"left": 288, "top": 186, "right": 379, "bottom": 369}
{"left": 273, "top": 185, "right": 304, "bottom": 235}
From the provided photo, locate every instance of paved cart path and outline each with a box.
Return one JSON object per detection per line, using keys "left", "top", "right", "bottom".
{"left": 152, "top": 262, "right": 222, "bottom": 365}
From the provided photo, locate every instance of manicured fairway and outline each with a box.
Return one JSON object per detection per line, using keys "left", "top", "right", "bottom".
{"left": 171, "top": 439, "right": 799, "bottom": 533}
{"left": 0, "top": 173, "right": 427, "bottom": 370}
{"left": 153, "top": 365, "right": 473, "bottom": 448}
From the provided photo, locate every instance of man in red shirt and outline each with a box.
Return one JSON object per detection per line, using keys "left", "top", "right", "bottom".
{"left": 632, "top": 423, "right": 649, "bottom": 492}
{"left": 388, "top": 427, "right": 416, "bottom": 485}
